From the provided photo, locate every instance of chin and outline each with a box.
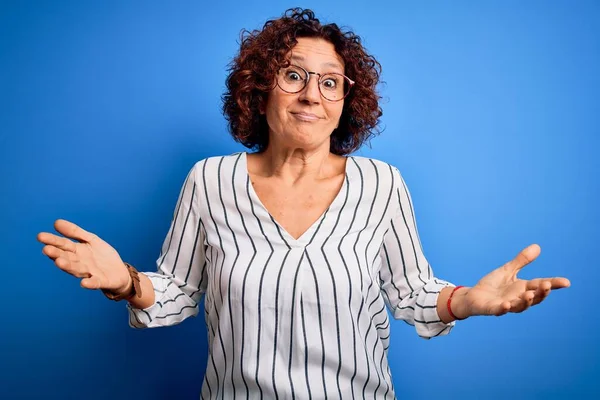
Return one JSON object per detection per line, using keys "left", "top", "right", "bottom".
{"left": 271, "top": 126, "right": 332, "bottom": 150}
{"left": 293, "top": 136, "right": 331, "bottom": 151}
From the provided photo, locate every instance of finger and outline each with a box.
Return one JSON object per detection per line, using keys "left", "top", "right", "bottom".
{"left": 505, "top": 244, "right": 541, "bottom": 273}
{"left": 549, "top": 277, "right": 571, "bottom": 289}
{"left": 43, "top": 245, "right": 80, "bottom": 265}
{"left": 531, "top": 284, "right": 551, "bottom": 306}
{"left": 526, "top": 277, "right": 570, "bottom": 290}
{"left": 55, "top": 256, "right": 90, "bottom": 279}
{"left": 490, "top": 301, "right": 511, "bottom": 316}
{"left": 539, "top": 280, "right": 552, "bottom": 291}
{"left": 508, "top": 298, "right": 527, "bottom": 313}
{"left": 37, "top": 232, "right": 77, "bottom": 253}
{"left": 81, "top": 275, "right": 102, "bottom": 290}
{"left": 42, "top": 245, "right": 65, "bottom": 260}
{"left": 509, "top": 291, "right": 535, "bottom": 313}
{"left": 54, "top": 219, "right": 96, "bottom": 244}
{"left": 531, "top": 278, "right": 570, "bottom": 306}
{"left": 521, "top": 290, "right": 536, "bottom": 304}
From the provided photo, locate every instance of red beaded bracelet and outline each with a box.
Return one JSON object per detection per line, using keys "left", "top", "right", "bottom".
{"left": 447, "top": 285, "right": 466, "bottom": 321}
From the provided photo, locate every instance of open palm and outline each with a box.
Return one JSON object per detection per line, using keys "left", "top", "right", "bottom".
{"left": 463, "top": 244, "right": 570, "bottom": 317}
{"left": 37, "top": 219, "right": 130, "bottom": 292}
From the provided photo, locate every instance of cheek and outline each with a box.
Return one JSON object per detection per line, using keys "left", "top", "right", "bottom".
{"left": 265, "top": 106, "right": 285, "bottom": 131}
{"left": 264, "top": 92, "right": 290, "bottom": 124}
{"left": 263, "top": 103, "right": 278, "bottom": 128}
{"left": 328, "top": 104, "right": 344, "bottom": 126}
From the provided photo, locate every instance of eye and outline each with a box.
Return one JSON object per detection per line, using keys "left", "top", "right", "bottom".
{"left": 286, "top": 71, "right": 302, "bottom": 81}
{"left": 321, "top": 77, "right": 338, "bottom": 90}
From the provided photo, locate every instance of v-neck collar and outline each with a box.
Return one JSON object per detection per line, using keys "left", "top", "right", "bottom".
{"left": 241, "top": 151, "right": 351, "bottom": 247}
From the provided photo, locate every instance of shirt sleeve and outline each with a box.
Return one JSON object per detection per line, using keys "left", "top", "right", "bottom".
{"left": 379, "top": 167, "right": 456, "bottom": 339}
{"left": 127, "top": 162, "right": 208, "bottom": 329}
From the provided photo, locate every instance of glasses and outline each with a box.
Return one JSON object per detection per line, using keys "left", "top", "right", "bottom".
{"left": 276, "top": 64, "right": 355, "bottom": 102}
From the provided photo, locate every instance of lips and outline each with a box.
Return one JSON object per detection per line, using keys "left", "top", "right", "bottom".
{"left": 291, "top": 112, "right": 321, "bottom": 121}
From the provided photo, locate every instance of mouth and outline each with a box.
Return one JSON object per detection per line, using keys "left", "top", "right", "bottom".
{"left": 291, "top": 112, "right": 321, "bottom": 122}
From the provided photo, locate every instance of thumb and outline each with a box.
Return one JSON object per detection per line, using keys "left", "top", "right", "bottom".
{"left": 81, "top": 275, "right": 102, "bottom": 290}
{"left": 506, "top": 244, "right": 541, "bottom": 273}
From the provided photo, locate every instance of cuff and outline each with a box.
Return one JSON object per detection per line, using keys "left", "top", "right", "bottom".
{"left": 126, "top": 273, "right": 168, "bottom": 329}
{"left": 414, "top": 278, "right": 456, "bottom": 339}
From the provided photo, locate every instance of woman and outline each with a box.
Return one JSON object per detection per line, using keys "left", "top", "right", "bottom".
{"left": 37, "top": 8, "right": 569, "bottom": 400}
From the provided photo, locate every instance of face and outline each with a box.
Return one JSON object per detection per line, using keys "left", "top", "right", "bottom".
{"left": 263, "top": 37, "right": 345, "bottom": 151}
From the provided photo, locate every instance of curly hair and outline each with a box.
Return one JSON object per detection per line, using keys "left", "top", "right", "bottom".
{"left": 222, "top": 8, "right": 382, "bottom": 156}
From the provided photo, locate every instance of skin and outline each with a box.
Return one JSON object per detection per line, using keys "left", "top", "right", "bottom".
{"left": 37, "top": 37, "right": 570, "bottom": 320}
{"left": 248, "top": 37, "right": 348, "bottom": 241}
{"left": 438, "top": 244, "right": 570, "bottom": 322}
{"left": 251, "top": 37, "right": 347, "bottom": 181}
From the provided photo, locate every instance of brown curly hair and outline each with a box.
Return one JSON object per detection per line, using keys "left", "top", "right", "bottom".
{"left": 222, "top": 8, "right": 383, "bottom": 156}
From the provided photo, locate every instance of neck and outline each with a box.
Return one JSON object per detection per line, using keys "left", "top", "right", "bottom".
{"left": 253, "top": 140, "right": 337, "bottom": 183}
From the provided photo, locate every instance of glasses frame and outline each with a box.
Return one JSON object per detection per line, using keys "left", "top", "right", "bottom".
{"left": 276, "top": 64, "right": 355, "bottom": 102}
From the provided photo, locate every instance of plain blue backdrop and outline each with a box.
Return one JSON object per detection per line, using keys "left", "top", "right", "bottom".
{"left": 2, "top": 1, "right": 598, "bottom": 399}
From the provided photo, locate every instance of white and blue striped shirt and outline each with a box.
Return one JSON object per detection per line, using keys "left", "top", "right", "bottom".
{"left": 128, "top": 151, "right": 455, "bottom": 399}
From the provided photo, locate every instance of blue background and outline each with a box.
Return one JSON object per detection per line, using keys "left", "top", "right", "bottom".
{"left": 2, "top": 0, "right": 598, "bottom": 399}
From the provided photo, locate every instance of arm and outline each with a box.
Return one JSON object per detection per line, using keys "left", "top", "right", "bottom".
{"left": 127, "top": 162, "right": 209, "bottom": 329}
{"left": 379, "top": 166, "right": 456, "bottom": 338}
{"left": 380, "top": 166, "right": 570, "bottom": 331}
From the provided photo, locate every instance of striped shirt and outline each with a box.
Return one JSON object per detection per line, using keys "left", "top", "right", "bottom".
{"left": 128, "top": 151, "right": 455, "bottom": 400}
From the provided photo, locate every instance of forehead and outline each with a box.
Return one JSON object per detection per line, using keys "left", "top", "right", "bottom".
{"left": 288, "top": 37, "right": 344, "bottom": 72}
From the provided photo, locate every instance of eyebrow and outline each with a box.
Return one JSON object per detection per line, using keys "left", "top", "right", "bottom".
{"left": 289, "top": 55, "right": 344, "bottom": 72}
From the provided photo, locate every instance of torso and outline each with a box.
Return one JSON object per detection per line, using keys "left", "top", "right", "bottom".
{"left": 247, "top": 152, "right": 347, "bottom": 240}
{"left": 145, "top": 152, "right": 415, "bottom": 399}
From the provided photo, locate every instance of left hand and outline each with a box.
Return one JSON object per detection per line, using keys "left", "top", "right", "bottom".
{"left": 460, "top": 244, "right": 570, "bottom": 317}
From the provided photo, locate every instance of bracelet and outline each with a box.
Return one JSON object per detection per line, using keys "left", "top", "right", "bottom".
{"left": 101, "top": 262, "right": 142, "bottom": 302}
{"left": 447, "top": 285, "right": 466, "bottom": 321}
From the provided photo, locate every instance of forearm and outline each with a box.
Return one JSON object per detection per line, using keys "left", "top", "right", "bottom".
{"left": 437, "top": 286, "right": 471, "bottom": 323}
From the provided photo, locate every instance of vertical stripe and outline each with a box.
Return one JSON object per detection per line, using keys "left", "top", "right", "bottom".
{"left": 361, "top": 162, "right": 395, "bottom": 399}
{"left": 219, "top": 154, "right": 242, "bottom": 399}
{"left": 286, "top": 252, "right": 305, "bottom": 400}
{"left": 396, "top": 186, "right": 427, "bottom": 285}
{"left": 299, "top": 295, "right": 313, "bottom": 399}
{"left": 349, "top": 158, "right": 379, "bottom": 398}
{"left": 202, "top": 158, "right": 228, "bottom": 399}
{"left": 337, "top": 169, "right": 361, "bottom": 400}
{"left": 319, "top": 171, "right": 351, "bottom": 399}
{"left": 246, "top": 173, "right": 274, "bottom": 400}
{"left": 157, "top": 169, "right": 193, "bottom": 269}
{"left": 169, "top": 182, "right": 196, "bottom": 275}
{"left": 232, "top": 156, "right": 256, "bottom": 398}
{"left": 270, "top": 219, "right": 292, "bottom": 400}
{"left": 295, "top": 204, "right": 332, "bottom": 399}
{"left": 305, "top": 251, "right": 328, "bottom": 398}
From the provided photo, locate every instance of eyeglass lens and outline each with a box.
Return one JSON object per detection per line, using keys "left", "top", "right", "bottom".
{"left": 278, "top": 65, "right": 350, "bottom": 101}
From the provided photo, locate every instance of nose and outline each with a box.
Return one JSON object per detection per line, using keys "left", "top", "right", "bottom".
{"left": 298, "top": 74, "right": 321, "bottom": 104}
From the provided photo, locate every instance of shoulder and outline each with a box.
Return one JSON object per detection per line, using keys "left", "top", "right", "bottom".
{"left": 189, "top": 152, "right": 246, "bottom": 183}
{"left": 191, "top": 152, "right": 244, "bottom": 171}
{"left": 347, "top": 155, "right": 403, "bottom": 187}
{"left": 348, "top": 155, "right": 395, "bottom": 168}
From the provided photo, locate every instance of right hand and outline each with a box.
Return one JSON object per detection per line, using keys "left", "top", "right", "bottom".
{"left": 37, "top": 219, "right": 131, "bottom": 294}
